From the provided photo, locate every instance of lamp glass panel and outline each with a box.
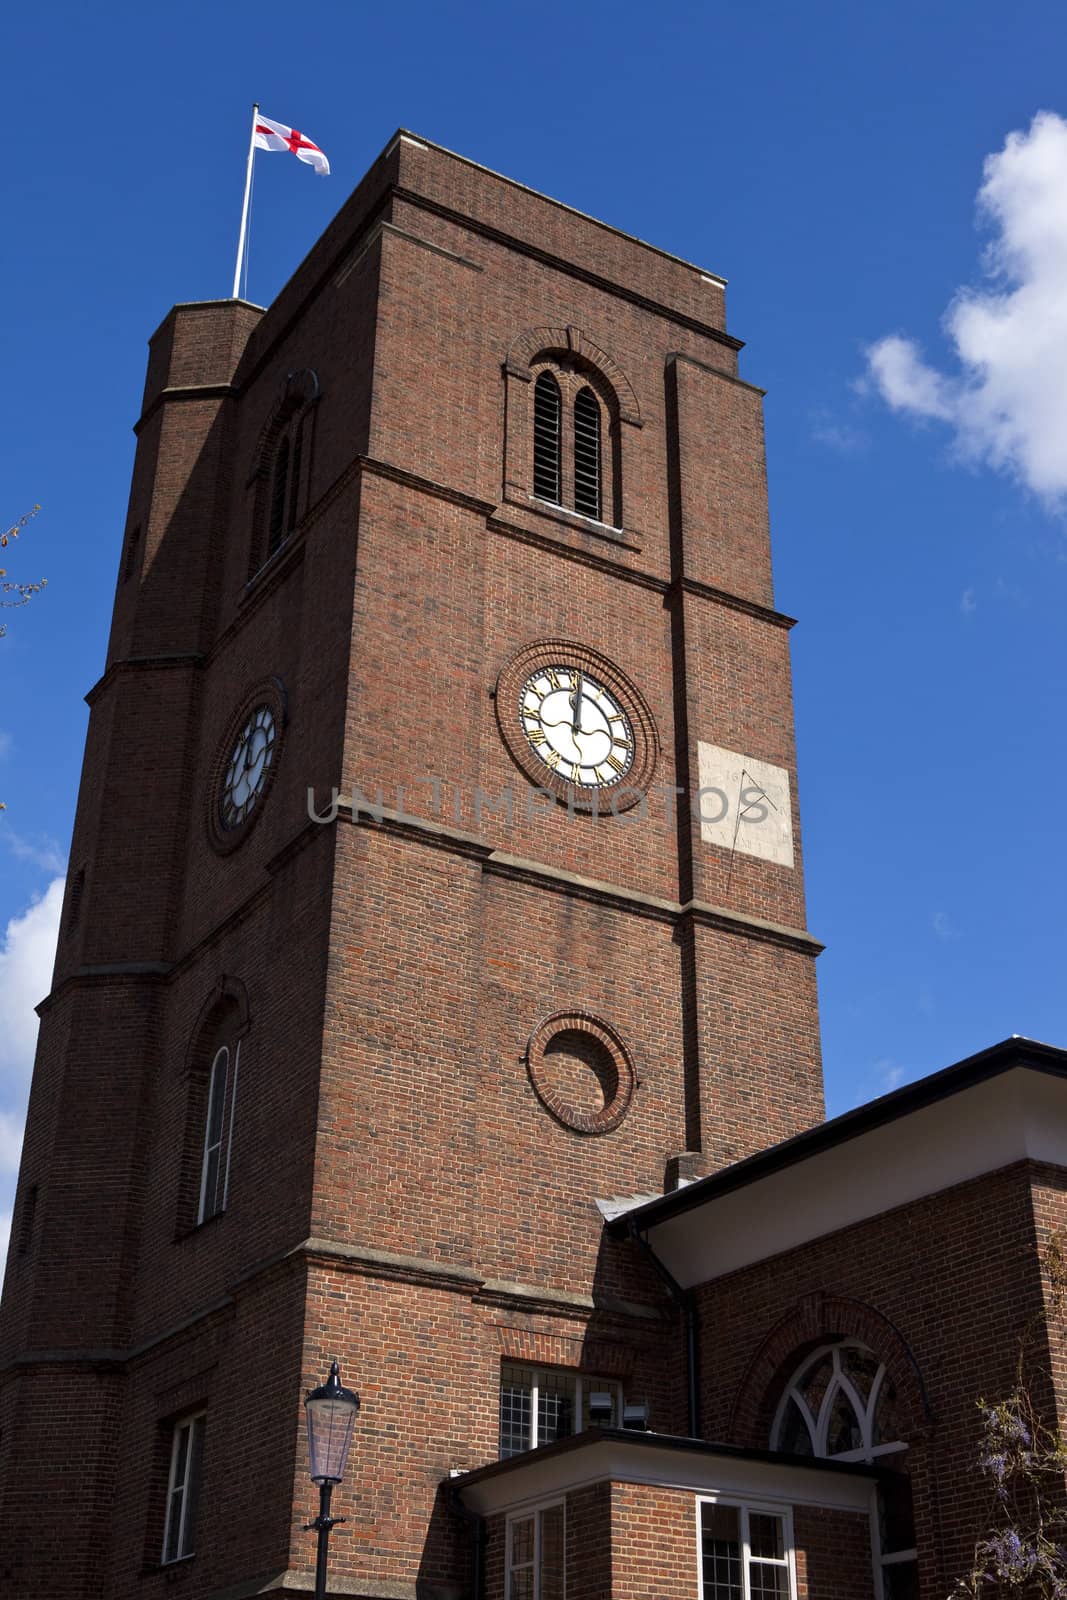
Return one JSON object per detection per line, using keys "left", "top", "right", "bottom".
{"left": 306, "top": 1396, "right": 357, "bottom": 1483}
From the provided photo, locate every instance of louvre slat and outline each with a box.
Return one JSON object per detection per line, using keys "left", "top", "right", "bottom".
{"left": 574, "top": 388, "right": 601, "bottom": 518}
{"left": 533, "top": 371, "right": 562, "bottom": 503}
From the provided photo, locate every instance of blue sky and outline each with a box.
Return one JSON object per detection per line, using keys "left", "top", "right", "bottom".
{"left": 4, "top": 0, "right": 1067, "bottom": 1256}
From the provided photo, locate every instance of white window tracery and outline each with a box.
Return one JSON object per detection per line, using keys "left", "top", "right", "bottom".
{"left": 770, "top": 1340, "right": 904, "bottom": 1464}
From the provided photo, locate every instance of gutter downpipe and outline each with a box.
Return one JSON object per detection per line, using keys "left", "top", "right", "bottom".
{"left": 449, "top": 1483, "right": 486, "bottom": 1600}
{"left": 626, "top": 1214, "right": 701, "bottom": 1439}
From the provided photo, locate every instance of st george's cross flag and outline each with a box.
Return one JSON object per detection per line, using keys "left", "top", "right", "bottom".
{"left": 253, "top": 114, "right": 330, "bottom": 176}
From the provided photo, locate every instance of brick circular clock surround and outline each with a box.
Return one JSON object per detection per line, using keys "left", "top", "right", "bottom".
{"left": 526, "top": 1011, "right": 636, "bottom": 1134}
{"left": 495, "top": 639, "right": 658, "bottom": 813}
{"left": 207, "top": 677, "right": 288, "bottom": 853}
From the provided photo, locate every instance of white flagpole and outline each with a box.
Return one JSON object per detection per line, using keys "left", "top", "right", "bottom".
{"left": 232, "top": 103, "right": 259, "bottom": 299}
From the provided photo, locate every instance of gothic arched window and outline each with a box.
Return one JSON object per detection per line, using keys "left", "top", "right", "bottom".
{"left": 771, "top": 1341, "right": 917, "bottom": 1595}
{"left": 772, "top": 1340, "right": 903, "bottom": 1462}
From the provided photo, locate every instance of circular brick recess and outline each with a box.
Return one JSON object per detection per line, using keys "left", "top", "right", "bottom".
{"left": 207, "top": 677, "right": 288, "bottom": 854}
{"left": 526, "top": 1012, "right": 636, "bottom": 1134}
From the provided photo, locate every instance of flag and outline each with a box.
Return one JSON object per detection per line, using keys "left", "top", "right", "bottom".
{"left": 253, "top": 114, "right": 330, "bottom": 177}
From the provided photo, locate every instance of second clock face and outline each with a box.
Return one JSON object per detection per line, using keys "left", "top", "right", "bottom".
{"left": 520, "top": 664, "right": 635, "bottom": 788}
{"left": 220, "top": 704, "right": 276, "bottom": 829}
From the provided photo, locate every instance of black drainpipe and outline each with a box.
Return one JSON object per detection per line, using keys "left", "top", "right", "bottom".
{"left": 449, "top": 1483, "right": 486, "bottom": 1600}
{"left": 627, "top": 1214, "right": 701, "bottom": 1439}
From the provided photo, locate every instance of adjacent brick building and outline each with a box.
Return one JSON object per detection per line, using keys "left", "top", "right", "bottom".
{"left": 2, "top": 129, "right": 1064, "bottom": 1600}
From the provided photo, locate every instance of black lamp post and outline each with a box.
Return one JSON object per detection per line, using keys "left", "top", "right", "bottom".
{"left": 304, "top": 1361, "right": 361, "bottom": 1600}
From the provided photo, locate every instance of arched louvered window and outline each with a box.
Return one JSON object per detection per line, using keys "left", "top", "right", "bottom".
{"left": 532, "top": 371, "right": 562, "bottom": 505}
{"left": 573, "top": 387, "right": 602, "bottom": 520}
{"left": 268, "top": 436, "right": 291, "bottom": 557}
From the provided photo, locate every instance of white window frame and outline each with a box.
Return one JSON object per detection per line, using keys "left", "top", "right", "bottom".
{"left": 498, "top": 1363, "right": 623, "bottom": 1458}
{"left": 770, "top": 1341, "right": 906, "bottom": 1464}
{"left": 506, "top": 1497, "right": 566, "bottom": 1600}
{"left": 697, "top": 1496, "right": 797, "bottom": 1600}
{"left": 770, "top": 1342, "right": 917, "bottom": 1596}
{"left": 197, "top": 1042, "right": 240, "bottom": 1225}
{"left": 161, "top": 1411, "right": 205, "bottom": 1565}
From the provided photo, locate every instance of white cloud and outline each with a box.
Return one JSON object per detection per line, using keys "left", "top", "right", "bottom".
{"left": 0, "top": 877, "right": 64, "bottom": 1087}
{"left": 0, "top": 730, "right": 11, "bottom": 761}
{"left": 866, "top": 111, "right": 1067, "bottom": 506}
{"left": 960, "top": 587, "right": 977, "bottom": 613}
{"left": 0, "top": 1110, "right": 23, "bottom": 1176}
{"left": 932, "top": 910, "right": 960, "bottom": 942}
{"left": 0, "top": 877, "right": 63, "bottom": 1272}
{"left": 809, "top": 407, "right": 869, "bottom": 454}
{"left": 2, "top": 827, "right": 66, "bottom": 875}
{"left": 873, "top": 1057, "right": 906, "bottom": 1091}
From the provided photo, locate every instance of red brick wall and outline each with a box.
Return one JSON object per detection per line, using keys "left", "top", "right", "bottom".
{"left": 698, "top": 1161, "right": 1055, "bottom": 1599}
{"left": 792, "top": 1504, "right": 874, "bottom": 1599}
{"left": 0, "top": 131, "right": 823, "bottom": 1599}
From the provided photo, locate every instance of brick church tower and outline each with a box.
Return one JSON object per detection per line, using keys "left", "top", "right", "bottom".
{"left": 13, "top": 131, "right": 1056, "bottom": 1600}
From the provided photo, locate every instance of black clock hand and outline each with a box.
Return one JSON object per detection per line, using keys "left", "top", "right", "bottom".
{"left": 569, "top": 671, "right": 585, "bottom": 736}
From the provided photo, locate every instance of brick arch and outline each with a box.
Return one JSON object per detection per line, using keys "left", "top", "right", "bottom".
{"left": 505, "top": 325, "right": 641, "bottom": 425}
{"left": 248, "top": 367, "right": 321, "bottom": 485}
{"left": 729, "top": 1292, "right": 934, "bottom": 1449}
{"left": 185, "top": 975, "right": 251, "bottom": 1074}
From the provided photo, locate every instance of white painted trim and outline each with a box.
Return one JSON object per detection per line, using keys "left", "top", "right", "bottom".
{"left": 197, "top": 1048, "right": 229, "bottom": 1225}
{"left": 505, "top": 1497, "right": 565, "bottom": 1600}
{"left": 529, "top": 494, "right": 625, "bottom": 535}
{"left": 457, "top": 1437, "right": 876, "bottom": 1518}
{"left": 500, "top": 1364, "right": 622, "bottom": 1457}
{"left": 646, "top": 1067, "right": 1067, "bottom": 1286}
{"left": 161, "top": 1410, "right": 206, "bottom": 1564}
{"left": 221, "top": 1040, "right": 240, "bottom": 1211}
{"left": 696, "top": 1494, "right": 798, "bottom": 1600}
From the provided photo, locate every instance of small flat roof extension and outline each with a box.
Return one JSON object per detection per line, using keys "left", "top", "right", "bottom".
{"left": 604, "top": 1036, "right": 1067, "bottom": 1286}
{"left": 452, "top": 1428, "right": 881, "bottom": 1518}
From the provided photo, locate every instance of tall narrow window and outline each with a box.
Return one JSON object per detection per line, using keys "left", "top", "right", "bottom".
{"left": 573, "top": 387, "right": 602, "bottom": 519}
{"left": 507, "top": 1501, "right": 565, "bottom": 1600}
{"left": 532, "top": 371, "right": 562, "bottom": 504}
{"left": 287, "top": 422, "right": 304, "bottom": 534}
{"left": 268, "top": 437, "right": 291, "bottom": 556}
{"left": 162, "top": 1412, "right": 206, "bottom": 1564}
{"left": 197, "top": 1044, "right": 239, "bottom": 1225}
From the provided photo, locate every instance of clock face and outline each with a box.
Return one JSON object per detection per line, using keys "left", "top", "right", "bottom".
{"left": 220, "top": 705, "right": 276, "bottom": 829}
{"left": 520, "top": 665, "right": 635, "bottom": 788}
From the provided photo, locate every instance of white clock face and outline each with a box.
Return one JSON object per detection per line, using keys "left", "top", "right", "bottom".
{"left": 520, "top": 665, "right": 635, "bottom": 788}
{"left": 220, "top": 705, "right": 276, "bottom": 829}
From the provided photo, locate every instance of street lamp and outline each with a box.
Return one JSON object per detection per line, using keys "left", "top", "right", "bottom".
{"left": 304, "top": 1360, "right": 361, "bottom": 1600}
